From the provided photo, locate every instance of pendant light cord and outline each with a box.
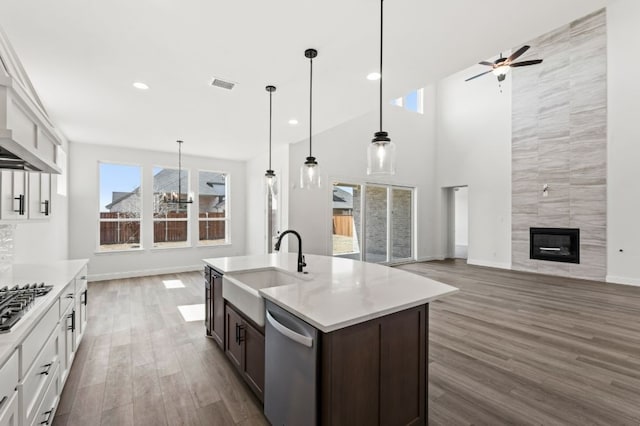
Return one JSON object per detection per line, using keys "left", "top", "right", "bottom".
{"left": 178, "top": 140, "right": 182, "bottom": 203}
{"left": 269, "top": 90, "right": 273, "bottom": 169}
{"left": 379, "top": 0, "right": 384, "bottom": 132}
{"left": 309, "top": 55, "right": 313, "bottom": 157}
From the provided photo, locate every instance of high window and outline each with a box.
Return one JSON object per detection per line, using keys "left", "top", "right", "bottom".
{"left": 391, "top": 88, "right": 424, "bottom": 114}
{"left": 153, "top": 167, "right": 190, "bottom": 248}
{"left": 98, "top": 162, "right": 142, "bottom": 251}
{"left": 198, "top": 171, "right": 228, "bottom": 245}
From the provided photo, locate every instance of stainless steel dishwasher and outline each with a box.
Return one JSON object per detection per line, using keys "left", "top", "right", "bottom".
{"left": 264, "top": 300, "right": 318, "bottom": 426}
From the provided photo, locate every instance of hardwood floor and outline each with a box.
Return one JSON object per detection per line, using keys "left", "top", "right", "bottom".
{"left": 53, "top": 261, "right": 640, "bottom": 425}
{"left": 52, "top": 272, "right": 266, "bottom": 426}
{"left": 397, "top": 259, "right": 640, "bottom": 426}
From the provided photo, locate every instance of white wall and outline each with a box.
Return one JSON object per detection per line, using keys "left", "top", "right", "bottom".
{"left": 436, "top": 68, "right": 512, "bottom": 269}
{"left": 607, "top": 0, "right": 640, "bottom": 286}
{"left": 68, "top": 142, "right": 246, "bottom": 280}
{"left": 245, "top": 144, "right": 289, "bottom": 255}
{"left": 286, "top": 86, "right": 439, "bottom": 261}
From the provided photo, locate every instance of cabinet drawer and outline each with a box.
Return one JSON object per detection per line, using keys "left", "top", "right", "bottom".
{"left": 21, "top": 329, "right": 59, "bottom": 426}
{"left": 29, "top": 363, "right": 59, "bottom": 426}
{"left": 0, "top": 351, "right": 18, "bottom": 413}
{"left": 59, "top": 284, "right": 74, "bottom": 318}
{"left": 0, "top": 391, "right": 19, "bottom": 426}
{"left": 21, "top": 300, "right": 59, "bottom": 377}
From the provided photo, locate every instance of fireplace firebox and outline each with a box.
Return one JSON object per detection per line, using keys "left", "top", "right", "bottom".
{"left": 530, "top": 228, "right": 580, "bottom": 264}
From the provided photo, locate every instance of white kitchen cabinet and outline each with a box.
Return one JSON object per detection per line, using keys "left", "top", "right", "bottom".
{"left": 59, "top": 284, "right": 75, "bottom": 386}
{"left": 0, "top": 170, "right": 27, "bottom": 221}
{"left": 27, "top": 172, "right": 51, "bottom": 219}
{"left": 0, "top": 350, "right": 19, "bottom": 426}
{"left": 72, "top": 267, "right": 88, "bottom": 350}
{"left": 0, "top": 392, "right": 19, "bottom": 426}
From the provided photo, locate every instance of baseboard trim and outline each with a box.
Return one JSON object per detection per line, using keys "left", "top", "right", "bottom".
{"left": 606, "top": 275, "right": 640, "bottom": 287}
{"left": 416, "top": 255, "right": 446, "bottom": 262}
{"left": 89, "top": 264, "right": 202, "bottom": 282}
{"left": 467, "top": 258, "right": 512, "bottom": 270}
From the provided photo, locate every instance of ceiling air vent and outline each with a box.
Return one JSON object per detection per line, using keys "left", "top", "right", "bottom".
{"left": 210, "top": 77, "right": 236, "bottom": 90}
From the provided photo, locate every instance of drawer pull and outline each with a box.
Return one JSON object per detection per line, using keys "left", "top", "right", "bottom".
{"left": 0, "top": 395, "right": 7, "bottom": 410}
{"left": 66, "top": 293, "right": 74, "bottom": 299}
{"left": 39, "top": 362, "right": 53, "bottom": 375}
{"left": 41, "top": 409, "right": 53, "bottom": 425}
{"left": 80, "top": 276, "right": 87, "bottom": 280}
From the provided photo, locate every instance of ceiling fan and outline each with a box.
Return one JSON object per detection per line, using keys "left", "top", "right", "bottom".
{"left": 465, "top": 45, "right": 543, "bottom": 82}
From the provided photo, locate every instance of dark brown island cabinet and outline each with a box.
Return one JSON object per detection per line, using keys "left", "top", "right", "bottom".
{"left": 204, "top": 265, "right": 429, "bottom": 425}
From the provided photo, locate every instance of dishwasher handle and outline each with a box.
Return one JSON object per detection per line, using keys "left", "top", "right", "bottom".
{"left": 266, "top": 310, "right": 313, "bottom": 348}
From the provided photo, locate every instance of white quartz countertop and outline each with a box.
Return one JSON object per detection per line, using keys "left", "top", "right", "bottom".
{"left": 0, "top": 259, "right": 88, "bottom": 366}
{"left": 204, "top": 253, "right": 458, "bottom": 333}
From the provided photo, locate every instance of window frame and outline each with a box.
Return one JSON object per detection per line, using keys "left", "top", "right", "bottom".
{"left": 151, "top": 165, "right": 192, "bottom": 249}
{"left": 197, "top": 169, "right": 230, "bottom": 246}
{"left": 96, "top": 161, "right": 143, "bottom": 253}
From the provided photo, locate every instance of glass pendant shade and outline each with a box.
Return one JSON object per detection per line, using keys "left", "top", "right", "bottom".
{"left": 265, "top": 169, "right": 277, "bottom": 194}
{"left": 367, "top": 132, "right": 396, "bottom": 175}
{"left": 300, "top": 156, "right": 321, "bottom": 189}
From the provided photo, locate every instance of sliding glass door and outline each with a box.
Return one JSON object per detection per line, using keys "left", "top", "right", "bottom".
{"left": 364, "top": 185, "right": 388, "bottom": 263}
{"left": 332, "top": 181, "right": 414, "bottom": 264}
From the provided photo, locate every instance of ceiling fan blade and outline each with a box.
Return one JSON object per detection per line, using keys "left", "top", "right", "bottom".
{"left": 478, "top": 61, "right": 494, "bottom": 67}
{"left": 507, "top": 45, "right": 530, "bottom": 62}
{"left": 465, "top": 70, "right": 493, "bottom": 82}
{"left": 511, "top": 59, "right": 543, "bottom": 67}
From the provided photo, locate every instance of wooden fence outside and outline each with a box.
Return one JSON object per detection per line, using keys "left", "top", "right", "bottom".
{"left": 100, "top": 212, "right": 225, "bottom": 244}
{"left": 333, "top": 215, "right": 353, "bottom": 237}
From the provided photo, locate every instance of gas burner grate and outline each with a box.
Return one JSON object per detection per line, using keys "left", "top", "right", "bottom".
{"left": 0, "top": 282, "right": 53, "bottom": 333}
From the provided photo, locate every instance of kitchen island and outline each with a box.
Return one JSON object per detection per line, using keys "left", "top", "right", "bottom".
{"left": 203, "top": 253, "right": 458, "bottom": 425}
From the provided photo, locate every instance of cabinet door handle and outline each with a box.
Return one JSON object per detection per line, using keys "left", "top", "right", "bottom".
{"left": 84, "top": 289, "right": 88, "bottom": 306}
{"left": 66, "top": 293, "right": 74, "bottom": 299}
{"left": 68, "top": 309, "right": 76, "bottom": 332}
{"left": 39, "top": 362, "right": 53, "bottom": 376}
{"left": 238, "top": 324, "right": 245, "bottom": 343}
{"left": 41, "top": 200, "right": 50, "bottom": 216}
{"left": 0, "top": 395, "right": 7, "bottom": 411}
{"left": 14, "top": 194, "right": 25, "bottom": 215}
{"left": 41, "top": 409, "right": 53, "bottom": 425}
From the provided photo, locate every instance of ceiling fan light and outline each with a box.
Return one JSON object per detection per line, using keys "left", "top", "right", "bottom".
{"left": 492, "top": 65, "right": 510, "bottom": 76}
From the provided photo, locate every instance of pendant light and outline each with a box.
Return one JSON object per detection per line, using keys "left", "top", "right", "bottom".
{"left": 161, "top": 140, "right": 193, "bottom": 209}
{"left": 265, "top": 85, "right": 277, "bottom": 193}
{"left": 300, "top": 48, "right": 322, "bottom": 189}
{"left": 367, "top": 0, "right": 396, "bottom": 175}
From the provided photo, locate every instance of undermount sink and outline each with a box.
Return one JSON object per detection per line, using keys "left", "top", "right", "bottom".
{"left": 223, "top": 268, "right": 308, "bottom": 327}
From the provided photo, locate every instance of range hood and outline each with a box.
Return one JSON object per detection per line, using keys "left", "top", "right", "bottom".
{"left": 0, "top": 25, "right": 63, "bottom": 174}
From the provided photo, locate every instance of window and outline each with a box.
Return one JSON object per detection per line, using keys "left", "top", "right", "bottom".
{"left": 153, "top": 167, "right": 190, "bottom": 248}
{"left": 332, "top": 181, "right": 414, "bottom": 264}
{"left": 198, "top": 171, "right": 228, "bottom": 245}
{"left": 391, "top": 87, "right": 424, "bottom": 114}
{"left": 98, "top": 163, "right": 142, "bottom": 251}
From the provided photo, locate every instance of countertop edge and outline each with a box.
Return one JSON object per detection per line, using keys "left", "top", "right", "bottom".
{"left": 0, "top": 259, "right": 89, "bottom": 367}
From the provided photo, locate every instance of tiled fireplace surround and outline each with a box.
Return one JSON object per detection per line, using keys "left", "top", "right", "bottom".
{"left": 511, "top": 9, "right": 607, "bottom": 281}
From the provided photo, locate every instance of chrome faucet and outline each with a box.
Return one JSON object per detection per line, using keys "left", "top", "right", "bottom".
{"left": 274, "top": 230, "right": 306, "bottom": 273}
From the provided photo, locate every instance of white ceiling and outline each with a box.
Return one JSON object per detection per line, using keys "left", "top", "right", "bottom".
{"left": 0, "top": 0, "right": 613, "bottom": 161}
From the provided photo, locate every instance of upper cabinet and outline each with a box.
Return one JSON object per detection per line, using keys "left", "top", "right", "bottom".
{"left": 0, "top": 170, "right": 52, "bottom": 221}
{"left": 0, "top": 25, "right": 64, "bottom": 174}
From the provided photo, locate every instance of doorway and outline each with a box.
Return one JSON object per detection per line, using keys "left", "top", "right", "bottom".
{"left": 446, "top": 186, "right": 468, "bottom": 260}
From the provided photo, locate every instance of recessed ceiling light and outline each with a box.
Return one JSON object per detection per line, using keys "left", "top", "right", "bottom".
{"left": 367, "top": 72, "right": 381, "bottom": 81}
{"left": 288, "top": 119, "right": 299, "bottom": 125}
{"left": 133, "top": 81, "right": 149, "bottom": 90}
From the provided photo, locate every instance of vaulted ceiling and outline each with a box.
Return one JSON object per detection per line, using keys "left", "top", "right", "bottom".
{"left": 0, "top": 0, "right": 613, "bottom": 160}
